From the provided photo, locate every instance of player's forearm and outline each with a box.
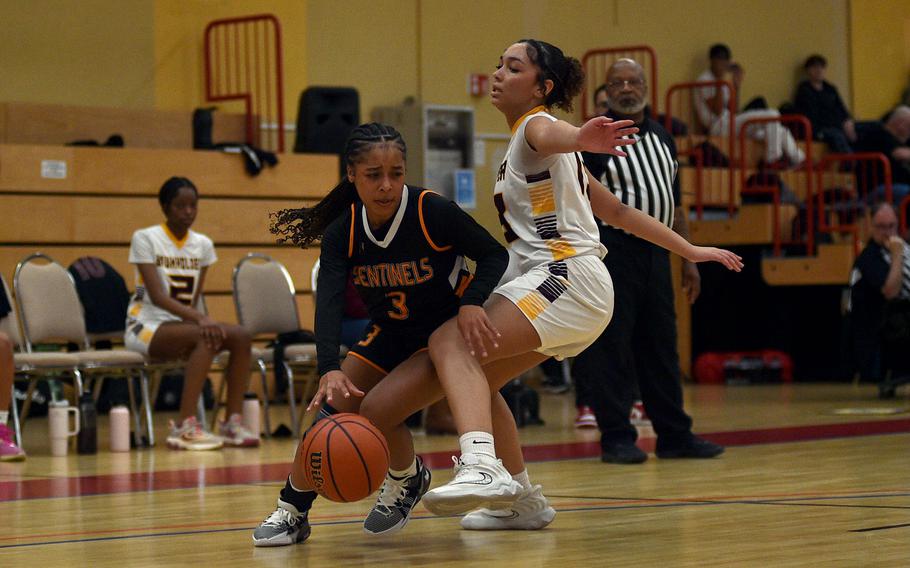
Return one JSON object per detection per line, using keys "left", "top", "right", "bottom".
{"left": 526, "top": 118, "right": 580, "bottom": 156}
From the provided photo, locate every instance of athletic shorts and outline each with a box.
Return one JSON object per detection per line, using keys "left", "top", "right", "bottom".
{"left": 124, "top": 314, "right": 179, "bottom": 357}
{"left": 495, "top": 254, "right": 614, "bottom": 360}
{"left": 346, "top": 323, "right": 435, "bottom": 375}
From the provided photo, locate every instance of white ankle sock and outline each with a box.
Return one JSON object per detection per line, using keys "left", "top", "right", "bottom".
{"left": 460, "top": 431, "right": 495, "bottom": 458}
{"left": 0, "top": 410, "right": 8, "bottom": 425}
{"left": 389, "top": 458, "right": 418, "bottom": 480}
{"left": 513, "top": 469, "right": 531, "bottom": 491}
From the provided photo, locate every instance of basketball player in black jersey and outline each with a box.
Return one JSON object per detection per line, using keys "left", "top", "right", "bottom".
{"left": 253, "top": 123, "right": 555, "bottom": 545}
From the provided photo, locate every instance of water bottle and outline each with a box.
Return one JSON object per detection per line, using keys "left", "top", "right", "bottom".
{"left": 48, "top": 401, "right": 79, "bottom": 457}
{"left": 76, "top": 392, "right": 97, "bottom": 455}
{"left": 242, "top": 392, "right": 261, "bottom": 440}
{"left": 109, "top": 406, "right": 131, "bottom": 452}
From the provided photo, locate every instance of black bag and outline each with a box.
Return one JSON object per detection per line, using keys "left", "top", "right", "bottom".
{"left": 154, "top": 372, "right": 215, "bottom": 411}
{"left": 880, "top": 299, "right": 910, "bottom": 348}
{"left": 689, "top": 141, "right": 730, "bottom": 168}
{"left": 500, "top": 379, "right": 544, "bottom": 428}
{"left": 270, "top": 329, "right": 317, "bottom": 395}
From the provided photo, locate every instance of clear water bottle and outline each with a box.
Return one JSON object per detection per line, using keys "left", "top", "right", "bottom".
{"left": 76, "top": 392, "right": 97, "bottom": 455}
{"left": 242, "top": 392, "right": 261, "bottom": 440}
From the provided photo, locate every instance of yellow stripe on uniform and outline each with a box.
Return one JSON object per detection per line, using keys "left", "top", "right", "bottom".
{"left": 139, "top": 329, "right": 154, "bottom": 344}
{"left": 547, "top": 240, "right": 577, "bottom": 261}
{"left": 516, "top": 291, "right": 549, "bottom": 320}
{"left": 528, "top": 183, "right": 555, "bottom": 215}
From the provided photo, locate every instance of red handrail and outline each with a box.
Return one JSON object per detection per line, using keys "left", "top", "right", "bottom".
{"left": 664, "top": 80, "right": 737, "bottom": 216}
{"left": 816, "top": 152, "right": 893, "bottom": 255}
{"left": 580, "top": 45, "right": 658, "bottom": 120}
{"left": 737, "top": 114, "right": 813, "bottom": 257}
{"left": 901, "top": 194, "right": 910, "bottom": 236}
{"left": 204, "top": 14, "right": 284, "bottom": 152}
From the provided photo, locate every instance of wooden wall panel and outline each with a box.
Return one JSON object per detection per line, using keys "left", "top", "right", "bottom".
{"left": 0, "top": 144, "right": 339, "bottom": 199}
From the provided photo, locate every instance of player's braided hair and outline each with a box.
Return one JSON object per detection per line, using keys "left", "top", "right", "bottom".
{"left": 270, "top": 123, "right": 407, "bottom": 249}
{"left": 158, "top": 176, "right": 198, "bottom": 209}
{"left": 518, "top": 39, "right": 585, "bottom": 113}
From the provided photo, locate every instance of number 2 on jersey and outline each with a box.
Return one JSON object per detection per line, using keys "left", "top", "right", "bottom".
{"left": 168, "top": 275, "right": 196, "bottom": 305}
{"left": 386, "top": 291, "right": 409, "bottom": 320}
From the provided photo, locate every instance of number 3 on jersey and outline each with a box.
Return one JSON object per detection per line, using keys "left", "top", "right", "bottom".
{"left": 385, "top": 291, "right": 409, "bottom": 320}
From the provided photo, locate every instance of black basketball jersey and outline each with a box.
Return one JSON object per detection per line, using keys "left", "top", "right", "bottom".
{"left": 346, "top": 186, "right": 470, "bottom": 332}
{"left": 315, "top": 185, "right": 508, "bottom": 375}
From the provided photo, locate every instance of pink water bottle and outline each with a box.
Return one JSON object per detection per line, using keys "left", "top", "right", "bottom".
{"left": 109, "top": 406, "right": 131, "bottom": 452}
{"left": 242, "top": 393, "right": 261, "bottom": 440}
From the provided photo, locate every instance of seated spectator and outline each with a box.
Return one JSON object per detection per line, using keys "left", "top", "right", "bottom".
{"left": 854, "top": 105, "right": 910, "bottom": 203}
{"left": 694, "top": 43, "right": 805, "bottom": 168}
{"left": 849, "top": 202, "right": 910, "bottom": 396}
{"left": 794, "top": 54, "right": 855, "bottom": 154}
{"left": 124, "top": 176, "right": 258, "bottom": 451}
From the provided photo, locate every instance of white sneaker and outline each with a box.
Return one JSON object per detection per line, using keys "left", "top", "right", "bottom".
{"left": 166, "top": 416, "right": 223, "bottom": 451}
{"left": 461, "top": 485, "right": 556, "bottom": 530}
{"left": 219, "top": 414, "right": 260, "bottom": 447}
{"left": 422, "top": 453, "right": 522, "bottom": 516}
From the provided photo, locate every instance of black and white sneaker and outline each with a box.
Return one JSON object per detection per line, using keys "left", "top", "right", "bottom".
{"left": 252, "top": 500, "right": 311, "bottom": 547}
{"left": 422, "top": 453, "right": 522, "bottom": 516}
{"left": 363, "top": 457, "right": 432, "bottom": 536}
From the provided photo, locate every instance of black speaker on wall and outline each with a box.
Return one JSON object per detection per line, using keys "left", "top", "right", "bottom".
{"left": 294, "top": 87, "right": 360, "bottom": 166}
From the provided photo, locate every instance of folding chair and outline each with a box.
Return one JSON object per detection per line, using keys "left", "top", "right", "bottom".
{"left": 14, "top": 254, "right": 154, "bottom": 446}
{"left": 1, "top": 274, "right": 81, "bottom": 449}
{"left": 231, "top": 253, "right": 319, "bottom": 438}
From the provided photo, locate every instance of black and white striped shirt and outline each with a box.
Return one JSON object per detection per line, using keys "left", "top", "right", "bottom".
{"left": 583, "top": 116, "right": 680, "bottom": 229}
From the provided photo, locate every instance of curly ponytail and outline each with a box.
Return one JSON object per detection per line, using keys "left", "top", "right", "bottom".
{"left": 519, "top": 39, "right": 585, "bottom": 113}
{"left": 269, "top": 123, "right": 407, "bottom": 248}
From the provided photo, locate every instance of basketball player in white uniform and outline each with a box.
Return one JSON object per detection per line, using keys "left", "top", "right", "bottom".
{"left": 125, "top": 177, "right": 258, "bottom": 450}
{"left": 421, "top": 40, "right": 743, "bottom": 523}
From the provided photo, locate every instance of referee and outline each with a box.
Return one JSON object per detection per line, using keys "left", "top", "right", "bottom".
{"left": 573, "top": 59, "right": 724, "bottom": 463}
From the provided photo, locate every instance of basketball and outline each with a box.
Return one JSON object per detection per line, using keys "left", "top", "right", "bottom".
{"left": 300, "top": 413, "right": 390, "bottom": 503}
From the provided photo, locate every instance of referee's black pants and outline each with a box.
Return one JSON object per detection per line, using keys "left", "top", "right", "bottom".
{"left": 572, "top": 227, "right": 693, "bottom": 449}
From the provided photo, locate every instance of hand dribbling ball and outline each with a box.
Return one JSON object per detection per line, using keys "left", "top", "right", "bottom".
{"left": 301, "top": 413, "right": 390, "bottom": 502}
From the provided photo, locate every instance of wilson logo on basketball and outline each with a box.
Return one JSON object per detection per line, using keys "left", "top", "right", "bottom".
{"left": 309, "top": 451, "right": 324, "bottom": 489}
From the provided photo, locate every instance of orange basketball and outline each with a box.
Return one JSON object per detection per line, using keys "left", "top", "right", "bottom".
{"left": 301, "top": 413, "right": 390, "bottom": 503}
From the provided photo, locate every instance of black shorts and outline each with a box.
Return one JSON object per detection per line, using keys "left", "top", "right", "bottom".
{"left": 347, "top": 323, "right": 433, "bottom": 375}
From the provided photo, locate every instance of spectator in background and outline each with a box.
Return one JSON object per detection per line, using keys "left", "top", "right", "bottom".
{"left": 694, "top": 43, "right": 805, "bottom": 168}
{"left": 849, "top": 202, "right": 910, "bottom": 397}
{"left": 854, "top": 106, "right": 910, "bottom": 203}
{"left": 577, "top": 60, "right": 724, "bottom": 464}
{"left": 794, "top": 54, "right": 855, "bottom": 154}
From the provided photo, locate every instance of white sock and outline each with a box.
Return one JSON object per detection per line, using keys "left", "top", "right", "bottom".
{"left": 0, "top": 410, "right": 8, "bottom": 425}
{"left": 460, "top": 431, "right": 496, "bottom": 458}
{"left": 513, "top": 469, "right": 532, "bottom": 491}
{"left": 389, "top": 458, "right": 418, "bottom": 480}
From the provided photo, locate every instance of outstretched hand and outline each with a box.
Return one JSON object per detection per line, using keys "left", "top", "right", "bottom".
{"left": 687, "top": 246, "right": 744, "bottom": 272}
{"left": 306, "top": 370, "right": 364, "bottom": 411}
{"left": 576, "top": 116, "right": 639, "bottom": 156}
{"left": 456, "top": 304, "right": 500, "bottom": 359}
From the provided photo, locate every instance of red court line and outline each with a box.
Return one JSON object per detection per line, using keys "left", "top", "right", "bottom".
{"left": 1, "top": 417, "right": 908, "bottom": 502}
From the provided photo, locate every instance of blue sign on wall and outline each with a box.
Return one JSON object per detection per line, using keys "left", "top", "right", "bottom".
{"left": 454, "top": 169, "right": 475, "bottom": 209}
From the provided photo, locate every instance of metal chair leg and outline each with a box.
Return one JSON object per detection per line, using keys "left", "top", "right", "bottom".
{"left": 257, "top": 359, "right": 271, "bottom": 438}
{"left": 10, "top": 383, "right": 22, "bottom": 448}
{"left": 19, "top": 380, "right": 37, "bottom": 425}
{"left": 284, "top": 362, "right": 300, "bottom": 439}
{"left": 140, "top": 370, "right": 155, "bottom": 446}
{"left": 125, "top": 373, "right": 143, "bottom": 446}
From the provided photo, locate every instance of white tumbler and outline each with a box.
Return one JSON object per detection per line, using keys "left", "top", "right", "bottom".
{"left": 242, "top": 393, "right": 261, "bottom": 440}
{"left": 48, "top": 402, "right": 80, "bottom": 457}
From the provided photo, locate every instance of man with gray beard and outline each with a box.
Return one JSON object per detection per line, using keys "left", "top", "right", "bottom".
{"left": 574, "top": 58, "right": 724, "bottom": 464}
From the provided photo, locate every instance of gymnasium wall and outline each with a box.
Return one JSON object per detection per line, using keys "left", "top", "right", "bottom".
{"left": 0, "top": 0, "right": 155, "bottom": 108}
{"left": 849, "top": 0, "right": 910, "bottom": 118}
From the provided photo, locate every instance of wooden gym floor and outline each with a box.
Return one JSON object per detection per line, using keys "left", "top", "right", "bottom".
{"left": 1, "top": 383, "right": 908, "bottom": 567}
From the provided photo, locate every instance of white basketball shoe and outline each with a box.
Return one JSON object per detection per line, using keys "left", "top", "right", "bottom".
{"left": 422, "top": 453, "right": 522, "bottom": 516}
{"left": 460, "top": 484, "right": 556, "bottom": 530}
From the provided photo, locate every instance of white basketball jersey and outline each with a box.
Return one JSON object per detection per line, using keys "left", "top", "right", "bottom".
{"left": 493, "top": 107, "right": 606, "bottom": 274}
{"left": 127, "top": 224, "right": 217, "bottom": 325}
